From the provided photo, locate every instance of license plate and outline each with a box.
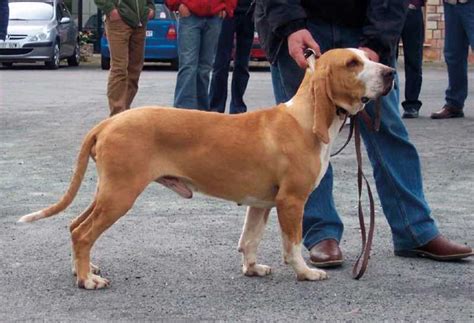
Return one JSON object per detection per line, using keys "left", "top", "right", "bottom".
{"left": 0, "top": 41, "right": 20, "bottom": 49}
{"left": 146, "top": 30, "right": 153, "bottom": 37}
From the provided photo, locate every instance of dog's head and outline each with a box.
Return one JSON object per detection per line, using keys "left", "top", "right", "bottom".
{"left": 305, "top": 48, "right": 395, "bottom": 143}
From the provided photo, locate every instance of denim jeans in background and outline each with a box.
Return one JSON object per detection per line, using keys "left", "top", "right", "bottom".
{"left": 174, "top": 15, "right": 222, "bottom": 110}
{"left": 443, "top": 0, "right": 474, "bottom": 110}
{"left": 399, "top": 7, "right": 424, "bottom": 112}
{"left": 0, "top": 0, "right": 9, "bottom": 41}
{"left": 274, "top": 18, "right": 439, "bottom": 251}
{"left": 209, "top": 14, "right": 254, "bottom": 114}
{"left": 270, "top": 63, "right": 287, "bottom": 104}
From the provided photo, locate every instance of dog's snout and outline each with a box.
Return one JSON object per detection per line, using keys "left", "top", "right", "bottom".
{"left": 383, "top": 68, "right": 396, "bottom": 81}
{"left": 380, "top": 67, "right": 395, "bottom": 96}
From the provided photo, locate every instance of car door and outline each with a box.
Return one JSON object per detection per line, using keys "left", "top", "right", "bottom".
{"left": 55, "top": 3, "right": 72, "bottom": 56}
{"left": 59, "top": 3, "right": 77, "bottom": 55}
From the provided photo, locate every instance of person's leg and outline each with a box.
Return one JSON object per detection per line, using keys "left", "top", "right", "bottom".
{"left": 276, "top": 19, "right": 344, "bottom": 250}
{"left": 229, "top": 14, "right": 254, "bottom": 114}
{"left": 174, "top": 16, "right": 202, "bottom": 109}
{"left": 270, "top": 64, "right": 287, "bottom": 104}
{"left": 209, "top": 17, "right": 235, "bottom": 113}
{"left": 332, "top": 24, "right": 440, "bottom": 250}
{"left": 125, "top": 25, "right": 146, "bottom": 110}
{"left": 0, "top": 0, "right": 9, "bottom": 41}
{"left": 443, "top": 2, "right": 469, "bottom": 111}
{"left": 105, "top": 19, "right": 133, "bottom": 116}
{"left": 459, "top": 1, "right": 474, "bottom": 56}
{"left": 401, "top": 7, "right": 424, "bottom": 115}
{"left": 196, "top": 16, "right": 222, "bottom": 111}
{"left": 359, "top": 81, "right": 439, "bottom": 251}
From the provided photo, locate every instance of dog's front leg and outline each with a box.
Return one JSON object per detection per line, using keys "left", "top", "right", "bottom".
{"left": 238, "top": 207, "right": 272, "bottom": 277}
{"left": 276, "top": 193, "right": 328, "bottom": 281}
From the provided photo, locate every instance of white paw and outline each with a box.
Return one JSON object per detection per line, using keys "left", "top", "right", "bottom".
{"left": 72, "top": 262, "right": 100, "bottom": 276}
{"left": 297, "top": 268, "right": 328, "bottom": 281}
{"left": 243, "top": 264, "right": 272, "bottom": 277}
{"left": 77, "top": 273, "right": 110, "bottom": 289}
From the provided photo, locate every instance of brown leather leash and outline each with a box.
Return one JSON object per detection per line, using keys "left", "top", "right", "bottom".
{"left": 331, "top": 99, "right": 382, "bottom": 279}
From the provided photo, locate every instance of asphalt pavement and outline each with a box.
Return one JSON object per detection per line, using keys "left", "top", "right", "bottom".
{"left": 0, "top": 59, "right": 473, "bottom": 321}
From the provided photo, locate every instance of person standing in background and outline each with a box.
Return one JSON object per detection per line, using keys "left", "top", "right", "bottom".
{"left": 431, "top": 0, "right": 474, "bottom": 119}
{"left": 166, "top": 0, "right": 237, "bottom": 110}
{"left": 399, "top": 0, "right": 426, "bottom": 119}
{"left": 0, "top": 0, "right": 9, "bottom": 42}
{"left": 94, "top": 0, "right": 155, "bottom": 116}
{"left": 209, "top": 0, "right": 254, "bottom": 114}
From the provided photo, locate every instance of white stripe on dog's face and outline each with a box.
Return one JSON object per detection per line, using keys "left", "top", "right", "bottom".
{"left": 348, "top": 48, "right": 392, "bottom": 101}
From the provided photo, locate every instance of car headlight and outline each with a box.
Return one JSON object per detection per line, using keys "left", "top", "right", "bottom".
{"left": 27, "top": 31, "right": 50, "bottom": 42}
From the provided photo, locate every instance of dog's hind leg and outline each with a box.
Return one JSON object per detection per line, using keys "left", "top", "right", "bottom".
{"left": 238, "top": 207, "right": 272, "bottom": 277}
{"left": 69, "top": 198, "right": 100, "bottom": 276}
{"left": 71, "top": 179, "right": 146, "bottom": 289}
{"left": 275, "top": 192, "right": 328, "bottom": 281}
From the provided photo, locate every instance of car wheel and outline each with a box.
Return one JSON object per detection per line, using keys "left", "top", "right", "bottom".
{"left": 67, "top": 42, "right": 80, "bottom": 67}
{"left": 45, "top": 42, "right": 60, "bottom": 70}
{"left": 101, "top": 55, "right": 110, "bottom": 70}
{"left": 170, "top": 58, "right": 179, "bottom": 70}
{"left": 2, "top": 62, "right": 13, "bottom": 68}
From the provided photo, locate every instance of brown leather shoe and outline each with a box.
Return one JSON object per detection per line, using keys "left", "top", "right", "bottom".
{"left": 430, "top": 105, "right": 464, "bottom": 119}
{"left": 309, "top": 239, "right": 344, "bottom": 268}
{"left": 395, "top": 235, "right": 473, "bottom": 261}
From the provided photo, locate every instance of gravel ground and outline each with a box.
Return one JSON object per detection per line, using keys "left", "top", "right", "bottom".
{"left": 0, "top": 60, "right": 473, "bottom": 321}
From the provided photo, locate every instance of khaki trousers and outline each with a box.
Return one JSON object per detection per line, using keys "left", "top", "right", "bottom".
{"left": 105, "top": 19, "right": 146, "bottom": 116}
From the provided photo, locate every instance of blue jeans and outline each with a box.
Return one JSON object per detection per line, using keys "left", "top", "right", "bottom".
{"left": 444, "top": 1, "right": 474, "bottom": 110}
{"left": 174, "top": 15, "right": 222, "bottom": 110}
{"left": 0, "top": 0, "right": 9, "bottom": 40}
{"left": 270, "top": 63, "right": 287, "bottom": 104}
{"left": 274, "top": 18, "right": 439, "bottom": 251}
{"left": 209, "top": 14, "right": 254, "bottom": 114}
{"left": 399, "top": 7, "right": 424, "bottom": 112}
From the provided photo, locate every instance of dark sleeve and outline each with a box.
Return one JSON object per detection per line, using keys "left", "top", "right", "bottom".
{"left": 359, "top": 0, "right": 409, "bottom": 64}
{"left": 261, "top": 0, "right": 307, "bottom": 38}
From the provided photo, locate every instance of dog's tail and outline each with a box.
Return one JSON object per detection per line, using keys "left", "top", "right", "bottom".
{"left": 17, "top": 126, "right": 100, "bottom": 223}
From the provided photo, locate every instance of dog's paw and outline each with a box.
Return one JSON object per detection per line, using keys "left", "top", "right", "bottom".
{"left": 243, "top": 264, "right": 272, "bottom": 277}
{"left": 296, "top": 268, "right": 328, "bottom": 281}
{"left": 72, "top": 262, "right": 100, "bottom": 276}
{"left": 77, "top": 273, "right": 110, "bottom": 290}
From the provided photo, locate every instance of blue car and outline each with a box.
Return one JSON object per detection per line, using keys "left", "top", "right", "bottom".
{"left": 100, "top": 1, "right": 178, "bottom": 70}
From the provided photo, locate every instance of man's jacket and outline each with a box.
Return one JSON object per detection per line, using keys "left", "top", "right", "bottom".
{"left": 165, "top": 0, "right": 237, "bottom": 17}
{"left": 95, "top": 0, "right": 155, "bottom": 28}
{"left": 255, "top": 0, "right": 410, "bottom": 65}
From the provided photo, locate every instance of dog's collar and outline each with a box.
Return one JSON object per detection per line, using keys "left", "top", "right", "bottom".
{"left": 336, "top": 106, "right": 348, "bottom": 117}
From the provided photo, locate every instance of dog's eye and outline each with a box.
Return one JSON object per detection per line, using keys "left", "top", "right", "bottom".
{"left": 346, "top": 59, "right": 360, "bottom": 68}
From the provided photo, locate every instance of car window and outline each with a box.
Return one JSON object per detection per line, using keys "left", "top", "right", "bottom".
{"left": 8, "top": 2, "right": 54, "bottom": 20}
{"left": 154, "top": 4, "right": 176, "bottom": 19}
{"left": 59, "top": 3, "right": 71, "bottom": 18}
{"left": 56, "top": 4, "right": 63, "bottom": 20}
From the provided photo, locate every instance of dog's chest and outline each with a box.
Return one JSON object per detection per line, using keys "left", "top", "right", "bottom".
{"left": 313, "top": 119, "right": 345, "bottom": 188}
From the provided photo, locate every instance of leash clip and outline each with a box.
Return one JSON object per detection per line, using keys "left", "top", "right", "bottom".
{"left": 304, "top": 48, "right": 316, "bottom": 59}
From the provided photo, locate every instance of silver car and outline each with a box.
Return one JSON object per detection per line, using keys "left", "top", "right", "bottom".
{"left": 0, "top": 0, "right": 80, "bottom": 69}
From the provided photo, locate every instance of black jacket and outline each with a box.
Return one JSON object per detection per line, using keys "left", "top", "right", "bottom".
{"left": 255, "top": 0, "right": 409, "bottom": 65}
{"left": 235, "top": 0, "right": 254, "bottom": 15}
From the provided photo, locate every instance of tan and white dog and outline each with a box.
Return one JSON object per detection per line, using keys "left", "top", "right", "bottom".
{"left": 18, "top": 48, "right": 394, "bottom": 289}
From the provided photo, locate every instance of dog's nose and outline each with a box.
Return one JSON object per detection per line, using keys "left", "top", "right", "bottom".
{"left": 383, "top": 68, "right": 396, "bottom": 81}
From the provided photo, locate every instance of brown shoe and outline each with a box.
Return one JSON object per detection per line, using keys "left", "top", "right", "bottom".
{"left": 309, "top": 239, "right": 344, "bottom": 268}
{"left": 430, "top": 105, "right": 464, "bottom": 119}
{"left": 395, "top": 235, "right": 473, "bottom": 261}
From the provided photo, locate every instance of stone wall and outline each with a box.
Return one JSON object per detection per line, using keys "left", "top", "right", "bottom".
{"left": 424, "top": 0, "right": 474, "bottom": 63}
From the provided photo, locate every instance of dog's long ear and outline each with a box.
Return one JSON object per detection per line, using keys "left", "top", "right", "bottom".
{"left": 311, "top": 66, "right": 334, "bottom": 144}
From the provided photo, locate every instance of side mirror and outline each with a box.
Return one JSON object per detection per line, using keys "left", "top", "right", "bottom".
{"left": 60, "top": 17, "right": 71, "bottom": 24}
